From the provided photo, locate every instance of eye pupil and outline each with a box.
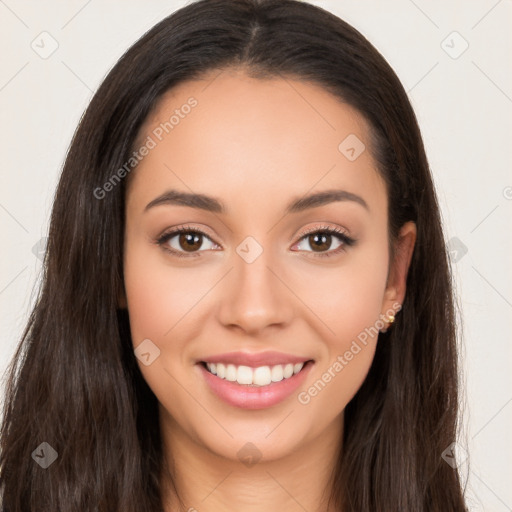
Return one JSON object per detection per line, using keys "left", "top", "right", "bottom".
{"left": 309, "top": 233, "right": 331, "bottom": 252}
{"left": 179, "top": 232, "right": 202, "bottom": 252}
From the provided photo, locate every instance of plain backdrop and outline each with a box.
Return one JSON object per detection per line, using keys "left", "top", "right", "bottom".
{"left": 1, "top": 1, "right": 511, "bottom": 510}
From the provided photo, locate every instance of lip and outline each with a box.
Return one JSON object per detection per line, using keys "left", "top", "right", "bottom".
{"left": 197, "top": 359, "right": 314, "bottom": 410}
{"left": 197, "top": 350, "right": 311, "bottom": 368}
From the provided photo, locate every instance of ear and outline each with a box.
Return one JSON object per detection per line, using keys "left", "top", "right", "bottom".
{"left": 381, "top": 221, "right": 416, "bottom": 313}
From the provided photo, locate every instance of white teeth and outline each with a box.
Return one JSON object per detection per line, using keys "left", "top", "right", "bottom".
{"left": 237, "top": 365, "right": 253, "bottom": 385}
{"left": 216, "top": 363, "right": 225, "bottom": 379}
{"left": 283, "top": 363, "right": 294, "bottom": 379}
{"left": 271, "top": 364, "right": 283, "bottom": 382}
{"left": 205, "top": 361, "right": 305, "bottom": 386}
{"left": 225, "top": 364, "right": 237, "bottom": 382}
{"left": 253, "top": 366, "right": 272, "bottom": 386}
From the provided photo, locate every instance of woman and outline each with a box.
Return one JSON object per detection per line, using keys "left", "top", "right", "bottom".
{"left": 0, "top": 0, "right": 469, "bottom": 510}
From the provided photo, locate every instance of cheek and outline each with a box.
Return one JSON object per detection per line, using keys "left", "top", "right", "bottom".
{"left": 123, "top": 241, "right": 211, "bottom": 345}
{"left": 290, "top": 248, "right": 388, "bottom": 413}
{"left": 123, "top": 263, "right": 174, "bottom": 346}
{"left": 291, "top": 248, "right": 389, "bottom": 344}
{"left": 297, "top": 339, "right": 378, "bottom": 426}
{"left": 122, "top": 244, "right": 209, "bottom": 417}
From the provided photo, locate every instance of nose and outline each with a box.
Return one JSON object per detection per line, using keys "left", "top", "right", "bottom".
{"left": 216, "top": 246, "right": 294, "bottom": 336}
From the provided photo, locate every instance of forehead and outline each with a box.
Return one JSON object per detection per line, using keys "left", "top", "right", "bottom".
{"left": 126, "top": 68, "right": 386, "bottom": 217}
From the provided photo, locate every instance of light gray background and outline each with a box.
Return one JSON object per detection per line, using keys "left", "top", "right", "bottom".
{"left": 1, "top": 1, "right": 511, "bottom": 510}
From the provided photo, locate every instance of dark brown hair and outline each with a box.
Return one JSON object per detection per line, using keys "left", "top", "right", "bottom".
{"left": 1, "top": 0, "right": 468, "bottom": 510}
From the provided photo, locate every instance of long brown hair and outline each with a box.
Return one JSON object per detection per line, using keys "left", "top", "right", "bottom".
{"left": 0, "top": 0, "right": 468, "bottom": 510}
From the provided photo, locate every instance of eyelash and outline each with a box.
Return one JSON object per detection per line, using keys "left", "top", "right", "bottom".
{"left": 155, "top": 224, "right": 356, "bottom": 259}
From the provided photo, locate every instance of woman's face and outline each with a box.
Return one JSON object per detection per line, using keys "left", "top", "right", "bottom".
{"left": 123, "top": 68, "right": 414, "bottom": 463}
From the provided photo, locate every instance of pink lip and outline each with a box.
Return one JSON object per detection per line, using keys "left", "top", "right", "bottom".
{"left": 198, "top": 350, "right": 311, "bottom": 368}
{"left": 197, "top": 360, "right": 314, "bottom": 410}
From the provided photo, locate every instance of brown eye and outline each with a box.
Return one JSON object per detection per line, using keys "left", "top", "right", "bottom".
{"left": 307, "top": 232, "right": 332, "bottom": 252}
{"left": 179, "top": 232, "right": 203, "bottom": 252}
{"left": 297, "top": 231, "right": 343, "bottom": 253}
{"left": 157, "top": 227, "right": 219, "bottom": 257}
{"left": 292, "top": 226, "right": 355, "bottom": 258}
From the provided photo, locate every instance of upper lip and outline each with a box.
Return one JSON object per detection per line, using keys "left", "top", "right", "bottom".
{"left": 198, "top": 351, "right": 313, "bottom": 368}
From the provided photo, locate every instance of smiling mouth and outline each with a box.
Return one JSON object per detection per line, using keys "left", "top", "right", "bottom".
{"left": 200, "top": 360, "right": 314, "bottom": 387}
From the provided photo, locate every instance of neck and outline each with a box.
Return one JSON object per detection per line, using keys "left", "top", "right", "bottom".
{"left": 159, "top": 410, "right": 343, "bottom": 512}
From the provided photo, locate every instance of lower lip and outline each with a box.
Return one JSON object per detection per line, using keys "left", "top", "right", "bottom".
{"left": 198, "top": 361, "right": 314, "bottom": 410}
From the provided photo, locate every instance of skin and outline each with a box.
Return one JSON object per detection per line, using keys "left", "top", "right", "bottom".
{"left": 121, "top": 67, "right": 416, "bottom": 512}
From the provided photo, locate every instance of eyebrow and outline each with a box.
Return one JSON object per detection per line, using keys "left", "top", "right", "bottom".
{"left": 144, "top": 188, "right": 369, "bottom": 214}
